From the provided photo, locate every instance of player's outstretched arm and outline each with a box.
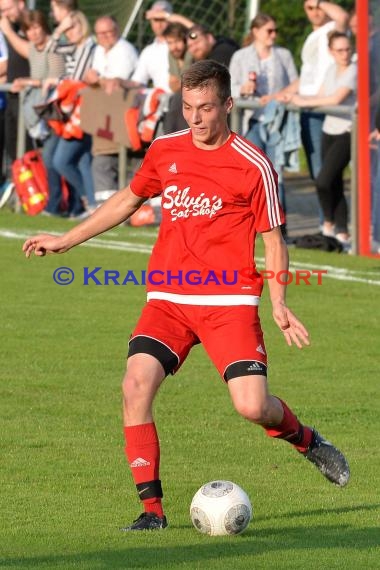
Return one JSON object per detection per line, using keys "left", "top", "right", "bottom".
{"left": 261, "top": 226, "right": 310, "bottom": 349}
{"left": 22, "top": 185, "right": 146, "bottom": 258}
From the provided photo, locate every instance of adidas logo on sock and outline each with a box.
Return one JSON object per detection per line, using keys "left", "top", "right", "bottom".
{"left": 130, "top": 457, "right": 151, "bottom": 467}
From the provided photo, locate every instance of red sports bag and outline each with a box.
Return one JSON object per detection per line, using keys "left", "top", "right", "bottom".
{"left": 12, "top": 150, "right": 49, "bottom": 215}
{"left": 12, "top": 149, "right": 69, "bottom": 215}
{"left": 129, "top": 204, "right": 157, "bottom": 226}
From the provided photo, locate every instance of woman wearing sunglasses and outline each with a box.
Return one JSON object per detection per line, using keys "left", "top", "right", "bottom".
{"left": 230, "top": 13, "right": 298, "bottom": 222}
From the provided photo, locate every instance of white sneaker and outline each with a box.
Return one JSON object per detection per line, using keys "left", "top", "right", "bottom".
{"left": 335, "top": 234, "right": 351, "bottom": 254}
{"left": 68, "top": 211, "right": 90, "bottom": 220}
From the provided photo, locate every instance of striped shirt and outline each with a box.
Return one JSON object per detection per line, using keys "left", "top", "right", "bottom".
{"left": 48, "top": 36, "right": 95, "bottom": 80}
{"left": 29, "top": 41, "right": 65, "bottom": 81}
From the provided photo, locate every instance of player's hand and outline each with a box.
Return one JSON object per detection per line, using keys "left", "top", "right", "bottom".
{"left": 22, "top": 234, "right": 69, "bottom": 258}
{"left": 272, "top": 303, "right": 310, "bottom": 348}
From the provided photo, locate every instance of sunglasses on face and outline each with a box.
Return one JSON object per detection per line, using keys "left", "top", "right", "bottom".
{"left": 187, "top": 31, "right": 206, "bottom": 40}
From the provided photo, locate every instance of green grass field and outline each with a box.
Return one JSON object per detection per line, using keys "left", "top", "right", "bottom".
{"left": 1, "top": 210, "right": 379, "bottom": 570}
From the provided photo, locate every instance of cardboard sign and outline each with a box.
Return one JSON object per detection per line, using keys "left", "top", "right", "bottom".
{"left": 80, "top": 86, "right": 137, "bottom": 148}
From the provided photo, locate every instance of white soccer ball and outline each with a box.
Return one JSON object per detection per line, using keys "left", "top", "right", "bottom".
{"left": 190, "top": 480, "right": 252, "bottom": 536}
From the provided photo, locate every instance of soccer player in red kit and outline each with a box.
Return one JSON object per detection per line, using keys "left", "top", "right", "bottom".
{"left": 23, "top": 60, "right": 350, "bottom": 531}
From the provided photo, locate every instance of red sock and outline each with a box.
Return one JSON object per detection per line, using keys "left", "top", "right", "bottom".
{"left": 124, "top": 422, "right": 164, "bottom": 517}
{"left": 264, "top": 399, "right": 313, "bottom": 453}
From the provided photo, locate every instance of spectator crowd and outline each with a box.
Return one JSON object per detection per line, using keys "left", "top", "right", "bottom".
{"left": 0, "top": 0, "right": 378, "bottom": 252}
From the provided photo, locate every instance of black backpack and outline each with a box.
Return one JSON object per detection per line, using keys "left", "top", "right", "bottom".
{"left": 294, "top": 233, "right": 343, "bottom": 253}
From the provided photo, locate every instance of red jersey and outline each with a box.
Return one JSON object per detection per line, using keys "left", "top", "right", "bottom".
{"left": 130, "top": 130, "right": 284, "bottom": 305}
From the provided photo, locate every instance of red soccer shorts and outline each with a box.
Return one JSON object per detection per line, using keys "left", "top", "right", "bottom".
{"left": 129, "top": 300, "right": 267, "bottom": 381}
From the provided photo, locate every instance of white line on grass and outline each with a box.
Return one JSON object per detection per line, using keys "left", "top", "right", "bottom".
{"left": 0, "top": 228, "right": 152, "bottom": 254}
{"left": 255, "top": 257, "right": 380, "bottom": 286}
{"left": 2, "top": 228, "right": 380, "bottom": 286}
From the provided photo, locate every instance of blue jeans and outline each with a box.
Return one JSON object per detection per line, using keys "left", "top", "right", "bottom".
{"left": 301, "top": 111, "right": 325, "bottom": 225}
{"left": 52, "top": 133, "right": 96, "bottom": 209}
{"left": 300, "top": 111, "right": 324, "bottom": 180}
{"left": 245, "top": 120, "right": 286, "bottom": 212}
{"left": 42, "top": 133, "right": 68, "bottom": 215}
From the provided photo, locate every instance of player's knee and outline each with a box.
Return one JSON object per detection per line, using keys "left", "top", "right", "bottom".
{"left": 122, "top": 373, "right": 147, "bottom": 407}
{"left": 233, "top": 398, "right": 268, "bottom": 424}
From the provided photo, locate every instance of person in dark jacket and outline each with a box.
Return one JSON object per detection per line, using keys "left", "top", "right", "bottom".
{"left": 186, "top": 24, "right": 239, "bottom": 67}
{"left": 0, "top": 0, "right": 32, "bottom": 169}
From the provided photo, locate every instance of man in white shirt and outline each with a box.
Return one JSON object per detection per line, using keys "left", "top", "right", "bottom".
{"left": 84, "top": 15, "right": 138, "bottom": 195}
{"left": 300, "top": 1, "right": 348, "bottom": 185}
{"left": 130, "top": 0, "right": 173, "bottom": 93}
{"left": 85, "top": 16, "right": 138, "bottom": 88}
{"left": 280, "top": 1, "right": 348, "bottom": 181}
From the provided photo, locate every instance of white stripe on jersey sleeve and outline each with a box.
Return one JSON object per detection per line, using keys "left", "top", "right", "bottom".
{"left": 153, "top": 129, "right": 191, "bottom": 143}
{"left": 231, "top": 136, "right": 282, "bottom": 228}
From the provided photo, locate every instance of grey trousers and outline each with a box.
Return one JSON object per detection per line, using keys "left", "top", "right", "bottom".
{"left": 92, "top": 154, "right": 119, "bottom": 192}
